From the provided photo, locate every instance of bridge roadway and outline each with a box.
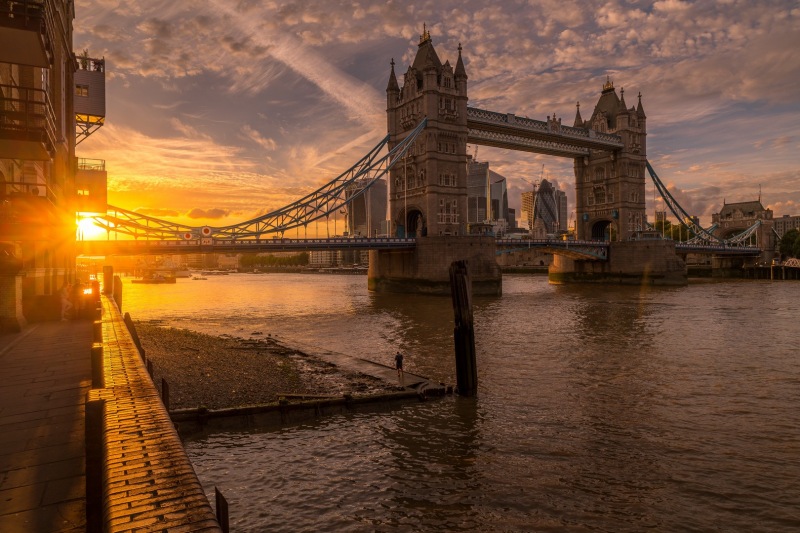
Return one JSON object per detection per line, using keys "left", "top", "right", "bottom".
{"left": 78, "top": 236, "right": 418, "bottom": 256}
{"left": 77, "top": 235, "right": 761, "bottom": 259}
{"left": 675, "top": 242, "right": 761, "bottom": 255}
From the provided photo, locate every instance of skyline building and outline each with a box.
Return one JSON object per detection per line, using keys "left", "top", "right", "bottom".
{"left": 521, "top": 178, "right": 568, "bottom": 235}
{"left": 344, "top": 177, "right": 387, "bottom": 237}
{"left": 466, "top": 158, "right": 513, "bottom": 232}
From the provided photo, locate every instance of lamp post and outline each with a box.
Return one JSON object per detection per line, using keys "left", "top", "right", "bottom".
{"left": 403, "top": 152, "right": 408, "bottom": 237}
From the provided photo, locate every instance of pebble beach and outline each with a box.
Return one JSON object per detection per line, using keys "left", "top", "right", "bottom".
{"left": 134, "top": 321, "right": 398, "bottom": 411}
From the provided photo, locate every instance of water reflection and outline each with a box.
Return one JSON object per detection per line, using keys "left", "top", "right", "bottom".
{"left": 378, "top": 398, "right": 484, "bottom": 530}
{"left": 127, "top": 274, "right": 800, "bottom": 532}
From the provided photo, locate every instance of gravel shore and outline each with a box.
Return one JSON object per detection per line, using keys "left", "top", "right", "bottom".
{"left": 134, "top": 321, "right": 397, "bottom": 410}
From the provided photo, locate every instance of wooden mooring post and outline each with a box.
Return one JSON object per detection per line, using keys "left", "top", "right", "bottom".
{"left": 215, "top": 486, "right": 230, "bottom": 533}
{"left": 449, "top": 260, "right": 477, "bottom": 396}
{"left": 161, "top": 378, "right": 170, "bottom": 411}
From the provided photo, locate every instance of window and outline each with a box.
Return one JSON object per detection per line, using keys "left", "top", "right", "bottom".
{"left": 76, "top": 85, "right": 89, "bottom": 97}
{"left": 594, "top": 167, "right": 605, "bottom": 181}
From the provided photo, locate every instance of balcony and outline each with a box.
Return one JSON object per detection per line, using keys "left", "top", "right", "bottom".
{"left": 0, "top": 179, "right": 62, "bottom": 241}
{"left": 75, "top": 56, "right": 106, "bottom": 144}
{"left": 76, "top": 158, "right": 108, "bottom": 213}
{"left": 0, "top": 83, "right": 56, "bottom": 160}
{"left": 0, "top": 0, "right": 54, "bottom": 68}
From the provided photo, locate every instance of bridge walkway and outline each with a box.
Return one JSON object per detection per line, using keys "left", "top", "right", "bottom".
{"left": 0, "top": 320, "right": 92, "bottom": 532}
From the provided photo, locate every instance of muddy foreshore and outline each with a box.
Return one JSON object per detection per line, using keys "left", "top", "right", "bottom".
{"left": 134, "top": 321, "right": 400, "bottom": 411}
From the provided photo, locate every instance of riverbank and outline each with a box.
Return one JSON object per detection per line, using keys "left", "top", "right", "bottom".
{"left": 134, "top": 322, "right": 399, "bottom": 411}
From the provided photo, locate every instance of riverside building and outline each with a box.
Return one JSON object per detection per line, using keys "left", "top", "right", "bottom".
{"left": 0, "top": 0, "right": 106, "bottom": 331}
{"left": 2, "top": 0, "right": 76, "bottom": 331}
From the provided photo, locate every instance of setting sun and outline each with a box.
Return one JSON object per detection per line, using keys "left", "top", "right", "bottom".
{"left": 77, "top": 215, "right": 107, "bottom": 240}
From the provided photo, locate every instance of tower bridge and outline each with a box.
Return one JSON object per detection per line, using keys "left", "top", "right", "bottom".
{"left": 79, "top": 27, "right": 770, "bottom": 293}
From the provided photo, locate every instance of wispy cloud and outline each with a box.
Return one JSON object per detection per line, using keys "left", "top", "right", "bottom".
{"left": 73, "top": 0, "right": 800, "bottom": 226}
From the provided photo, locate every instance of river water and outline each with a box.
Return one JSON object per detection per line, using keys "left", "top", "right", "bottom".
{"left": 122, "top": 274, "right": 800, "bottom": 532}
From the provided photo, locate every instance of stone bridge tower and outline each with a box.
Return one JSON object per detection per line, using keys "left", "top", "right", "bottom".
{"left": 386, "top": 27, "right": 468, "bottom": 237}
{"left": 573, "top": 78, "right": 648, "bottom": 242}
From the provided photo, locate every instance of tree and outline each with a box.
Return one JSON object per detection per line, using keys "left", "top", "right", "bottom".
{"left": 779, "top": 229, "right": 800, "bottom": 258}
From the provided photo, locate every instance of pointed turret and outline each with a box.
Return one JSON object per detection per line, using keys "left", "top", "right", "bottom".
{"left": 637, "top": 91, "right": 646, "bottom": 118}
{"left": 412, "top": 23, "right": 442, "bottom": 72}
{"left": 618, "top": 87, "right": 629, "bottom": 114}
{"left": 573, "top": 101, "right": 583, "bottom": 127}
{"left": 455, "top": 43, "right": 467, "bottom": 80}
{"left": 386, "top": 58, "right": 399, "bottom": 93}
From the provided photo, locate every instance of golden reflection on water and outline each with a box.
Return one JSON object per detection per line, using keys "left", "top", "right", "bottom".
{"left": 133, "top": 273, "right": 800, "bottom": 532}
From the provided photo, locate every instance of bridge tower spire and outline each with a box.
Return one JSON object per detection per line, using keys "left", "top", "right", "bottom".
{"left": 573, "top": 78, "right": 648, "bottom": 241}
{"left": 386, "top": 27, "right": 468, "bottom": 237}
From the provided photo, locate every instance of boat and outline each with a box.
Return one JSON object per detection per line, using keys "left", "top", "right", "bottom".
{"left": 132, "top": 274, "right": 177, "bottom": 284}
{"left": 192, "top": 276, "right": 207, "bottom": 280}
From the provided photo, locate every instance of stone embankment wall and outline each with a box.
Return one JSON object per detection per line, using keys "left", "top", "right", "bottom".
{"left": 87, "top": 296, "right": 221, "bottom": 532}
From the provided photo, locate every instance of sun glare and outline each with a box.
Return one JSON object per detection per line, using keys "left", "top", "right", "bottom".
{"left": 77, "top": 216, "right": 106, "bottom": 240}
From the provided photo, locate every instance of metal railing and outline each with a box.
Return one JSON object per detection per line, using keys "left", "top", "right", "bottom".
{"left": 0, "top": 82, "right": 56, "bottom": 154}
{"left": 0, "top": 0, "right": 55, "bottom": 65}
{"left": 0, "top": 178, "right": 56, "bottom": 202}
{"left": 78, "top": 158, "right": 106, "bottom": 171}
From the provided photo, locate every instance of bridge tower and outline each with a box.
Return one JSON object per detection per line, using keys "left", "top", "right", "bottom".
{"left": 370, "top": 27, "right": 501, "bottom": 295}
{"left": 573, "top": 78, "right": 648, "bottom": 242}
{"left": 385, "top": 27, "right": 468, "bottom": 237}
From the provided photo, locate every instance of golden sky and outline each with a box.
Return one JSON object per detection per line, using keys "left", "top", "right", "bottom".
{"left": 74, "top": 0, "right": 800, "bottom": 232}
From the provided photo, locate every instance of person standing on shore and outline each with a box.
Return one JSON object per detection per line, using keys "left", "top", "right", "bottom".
{"left": 395, "top": 351, "right": 404, "bottom": 384}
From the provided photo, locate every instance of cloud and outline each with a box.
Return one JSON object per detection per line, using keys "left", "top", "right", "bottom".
{"left": 186, "top": 208, "right": 231, "bottom": 219}
{"left": 72, "top": 0, "right": 800, "bottom": 229}
{"left": 135, "top": 207, "right": 180, "bottom": 217}
{"left": 240, "top": 125, "right": 277, "bottom": 151}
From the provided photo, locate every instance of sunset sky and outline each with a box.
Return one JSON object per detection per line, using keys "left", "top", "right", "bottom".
{"left": 74, "top": 0, "right": 800, "bottom": 232}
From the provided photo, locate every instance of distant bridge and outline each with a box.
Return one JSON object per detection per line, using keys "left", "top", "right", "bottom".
{"left": 77, "top": 234, "right": 761, "bottom": 260}
{"left": 77, "top": 236, "right": 417, "bottom": 256}
{"left": 78, "top": 117, "right": 764, "bottom": 261}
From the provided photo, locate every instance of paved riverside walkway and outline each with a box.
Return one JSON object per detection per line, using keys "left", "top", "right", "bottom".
{"left": 0, "top": 295, "right": 222, "bottom": 532}
{"left": 0, "top": 320, "right": 93, "bottom": 532}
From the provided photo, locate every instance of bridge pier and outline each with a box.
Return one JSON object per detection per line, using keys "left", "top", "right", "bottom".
{"left": 711, "top": 255, "right": 750, "bottom": 278}
{"left": 549, "top": 240, "right": 687, "bottom": 285}
{"left": 368, "top": 236, "right": 502, "bottom": 296}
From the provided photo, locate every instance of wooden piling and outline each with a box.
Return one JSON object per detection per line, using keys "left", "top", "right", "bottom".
{"left": 85, "top": 396, "right": 105, "bottom": 533}
{"left": 449, "top": 260, "right": 477, "bottom": 396}
{"left": 161, "top": 378, "right": 170, "bottom": 411}
{"left": 215, "top": 487, "right": 230, "bottom": 533}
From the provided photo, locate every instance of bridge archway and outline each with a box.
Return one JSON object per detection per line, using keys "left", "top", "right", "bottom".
{"left": 591, "top": 220, "right": 616, "bottom": 241}
{"left": 397, "top": 208, "right": 424, "bottom": 238}
{"left": 407, "top": 209, "right": 424, "bottom": 238}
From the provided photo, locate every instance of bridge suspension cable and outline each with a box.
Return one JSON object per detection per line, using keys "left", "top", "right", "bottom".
{"left": 646, "top": 161, "right": 761, "bottom": 247}
{"left": 91, "top": 119, "right": 428, "bottom": 240}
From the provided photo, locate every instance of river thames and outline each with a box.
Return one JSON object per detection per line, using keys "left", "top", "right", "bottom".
{"left": 122, "top": 273, "right": 799, "bottom": 532}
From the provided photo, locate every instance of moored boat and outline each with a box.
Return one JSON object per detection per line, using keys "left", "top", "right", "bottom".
{"left": 132, "top": 274, "right": 177, "bottom": 284}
